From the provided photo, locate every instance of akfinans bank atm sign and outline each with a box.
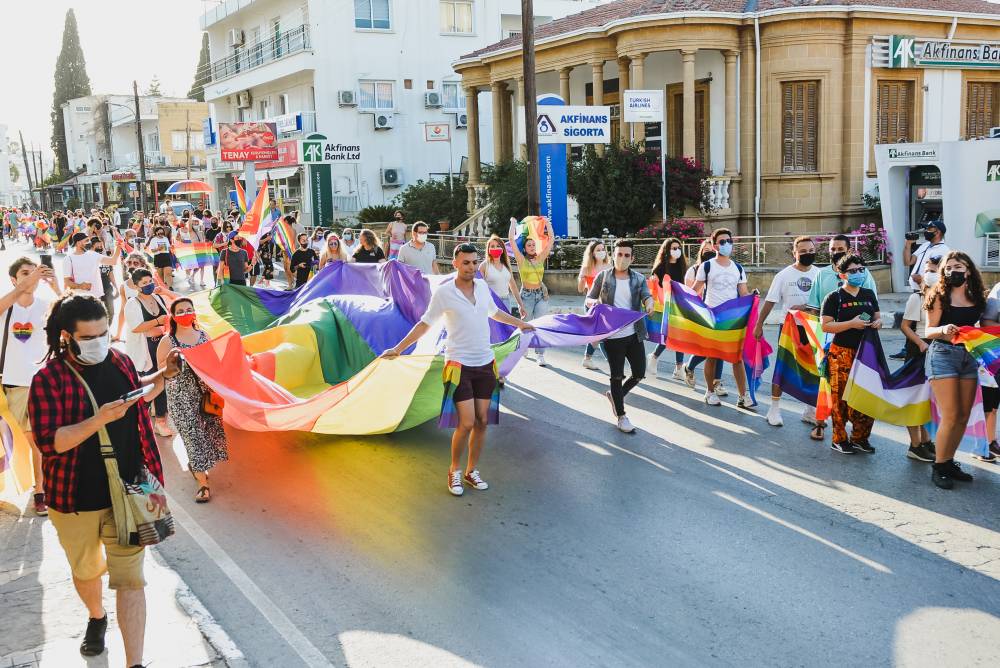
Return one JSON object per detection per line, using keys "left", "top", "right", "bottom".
{"left": 888, "top": 35, "right": 1000, "bottom": 69}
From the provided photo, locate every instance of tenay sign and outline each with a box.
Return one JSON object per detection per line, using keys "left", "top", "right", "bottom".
{"left": 886, "top": 35, "right": 1000, "bottom": 69}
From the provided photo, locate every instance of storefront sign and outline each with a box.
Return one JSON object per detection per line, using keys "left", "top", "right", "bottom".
{"left": 218, "top": 122, "right": 279, "bottom": 161}
{"left": 299, "top": 133, "right": 362, "bottom": 164}
{"left": 988, "top": 160, "right": 1000, "bottom": 182}
{"left": 623, "top": 90, "right": 664, "bottom": 123}
{"left": 887, "top": 145, "right": 938, "bottom": 161}
{"left": 272, "top": 113, "right": 300, "bottom": 134}
{"left": 202, "top": 118, "right": 216, "bottom": 147}
{"left": 111, "top": 172, "right": 136, "bottom": 182}
{"left": 309, "top": 163, "right": 333, "bottom": 228}
{"left": 520, "top": 105, "right": 612, "bottom": 145}
{"left": 424, "top": 123, "right": 450, "bottom": 142}
{"left": 884, "top": 35, "right": 1000, "bottom": 69}
{"left": 256, "top": 140, "right": 299, "bottom": 169}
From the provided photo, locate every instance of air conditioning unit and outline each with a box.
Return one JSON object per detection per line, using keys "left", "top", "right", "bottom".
{"left": 227, "top": 29, "right": 245, "bottom": 47}
{"left": 990, "top": 127, "right": 1000, "bottom": 139}
{"left": 373, "top": 112, "right": 394, "bottom": 130}
{"left": 424, "top": 91, "right": 443, "bottom": 108}
{"left": 381, "top": 168, "right": 403, "bottom": 187}
{"left": 455, "top": 113, "right": 469, "bottom": 128}
{"left": 338, "top": 90, "right": 357, "bottom": 107}
{"left": 236, "top": 91, "right": 252, "bottom": 108}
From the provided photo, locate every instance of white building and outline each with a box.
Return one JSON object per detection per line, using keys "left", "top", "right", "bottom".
{"left": 198, "top": 0, "right": 611, "bottom": 224}
{"left": 0, "top": 124, "right": 12, "bottom": 206}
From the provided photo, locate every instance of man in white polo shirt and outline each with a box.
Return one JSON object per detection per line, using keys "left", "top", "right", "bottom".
{"left": 396, "top": 221, "right": 439, "bottom": 275}
{"left": 63, "top": 232, "right": 121, "bottom": 299}
{"left": 382, "top": 242, "right": 534, "bottom": 496}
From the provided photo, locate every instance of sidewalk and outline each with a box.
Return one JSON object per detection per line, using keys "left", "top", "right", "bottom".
{"left": 0, "top": 493, "right": 245, "bottom": 668}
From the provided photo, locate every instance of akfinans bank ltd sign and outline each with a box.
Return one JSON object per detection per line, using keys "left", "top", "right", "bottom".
{"left": 884, "top": 35, "right": 1000, "bottom": 69}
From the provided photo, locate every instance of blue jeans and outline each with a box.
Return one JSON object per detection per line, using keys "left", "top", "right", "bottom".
{"left": 520, "top": 287, "right": 549, "bottom": 320}
{"left": 688, "top": 355, "right": 724, "bottom": 380}
{"left": 652, "top": 345, "right": 684, "bottom": 365}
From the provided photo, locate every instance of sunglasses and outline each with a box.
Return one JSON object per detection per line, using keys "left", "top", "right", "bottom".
{"left": 844, "top": 267, "right": 866, "bottom": 275}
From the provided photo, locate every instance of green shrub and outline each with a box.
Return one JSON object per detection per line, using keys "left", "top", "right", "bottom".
{"left": 357, "top": 205, "right": 396, "bottom": 225}
{"left": 394, "top": 176, "right": 467, "bottom": 231}
{"left": 481, "top": 160, "right": 528, "bottom": 235}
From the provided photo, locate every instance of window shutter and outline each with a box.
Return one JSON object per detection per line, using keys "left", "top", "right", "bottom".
{"left": 966, "top": 82, "right": 999, "bottom": 138}
{"left": 695, "top": 90, "right": 706, "bottom": 167}
{"left": 804, "top": 81, "right": 817, "bottom": 171}
{"left": 782, "top": 83, "right": 794, "bottom": 171}
{"left": 781, "top": 81, "right": 819, "bottom": 173}
{"left": 876, "top": 80, "right": 913, "bottom": 145}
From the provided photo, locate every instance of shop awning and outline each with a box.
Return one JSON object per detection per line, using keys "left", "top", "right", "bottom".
{"left": 241, "top": 166, "right": 300, "bottom": 181}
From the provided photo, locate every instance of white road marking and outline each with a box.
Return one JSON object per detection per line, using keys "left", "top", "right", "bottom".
{"left": 167, "top": 496, "right": 335, "bottom": 667}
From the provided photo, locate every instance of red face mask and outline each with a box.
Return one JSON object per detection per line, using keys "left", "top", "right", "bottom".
{"left": 488, "top": 248, "right": 503, "bottom": 259}
{"left": 173, "top": 313, "right": 196, "bottom": 327}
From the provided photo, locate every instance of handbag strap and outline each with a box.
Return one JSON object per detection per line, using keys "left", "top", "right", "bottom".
{"left": 64, "top": 362, "right": 114, "bottom": 455}
{"left": 0, "top": 307, "right": 13, "bottom": 381}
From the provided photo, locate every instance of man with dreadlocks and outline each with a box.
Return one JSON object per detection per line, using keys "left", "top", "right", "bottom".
{"left": 28, "top": 293, "right": 181, "bottom": 668}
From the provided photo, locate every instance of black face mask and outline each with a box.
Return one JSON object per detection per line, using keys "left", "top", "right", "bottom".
{"left": 924, "top": 230, "right": 937, "bottom": 242}
{"left": 700, "top": 251, "right": 717, "bottom": 262}
{"left": 945, "top": 271, "right": 967, "bottom": 288}
{"left": 798, "top": 253, "right": 816, "bottom": 267}
{"left": 831, "top": 251, "right": 847, "bottom": 266}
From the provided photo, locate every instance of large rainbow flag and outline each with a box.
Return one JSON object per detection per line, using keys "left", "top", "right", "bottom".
{"left": 842, "top": 331, "right": 931, "bottom": 426}
{"left": 772, "top": 310, "right": 825, "bottom": 404}
{"left": 183, "top": 262, "right": 642, "bottom": 435}
{"left": 645, "top": 276, "right": 667, "bottom": 345}
{"left": 661, "top": 281, "right": 754, "bottom": 364}
{"left": 174, "top": 242, "right": 219, "bottom": 270}
{"left": 953, "top": 326, "right": 1000, "bottom": 376}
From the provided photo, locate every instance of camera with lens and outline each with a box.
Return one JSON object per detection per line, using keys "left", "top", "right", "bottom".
{"left": 904, "top": 231, "right": 919, "bottom": 241}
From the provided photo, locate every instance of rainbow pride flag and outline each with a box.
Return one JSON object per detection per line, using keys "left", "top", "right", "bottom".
{"left": 510, "top": 216, "right": 552, "bottom": 256}
{"left": 661, "top": 281, "right": 754, "bottom": 364}
{"left": 928, "top": 386, "right": 990, "bottom": 457}
{"left": 233, "top": 176, "right": 248, "bottom": 215}
{"left": 182, "top": 262, "right": 642, "bottom": 435}
{"left": 174, "top": 242, "right": 219, "bottom": 270}
{"left": 742, "top": 297, "right": 772, "bottom": 406}
{"left": 645, "top": 276, "right": 668, "bottom": 344}
{"left": 772, "top": 310, "right": 826, "bottom": 405}
{"left": 0, "top": 389, "right": 35, "bottom": 493}
{"left": 953, "top": 326, "right": 1000, "bottom": 376}
{"left": 843, "top": 331, "right": 930, "bottom": 426}
{"left": 272, "top": 216, "right": 296, "bottom": 257}
{"left": 238, "top": 179, "right": 271, "bottom": 250}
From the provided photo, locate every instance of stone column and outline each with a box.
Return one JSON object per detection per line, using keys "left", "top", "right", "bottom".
{"left": 631, "top": 53, "right": 646, "bottom": 143}
{"left": 560, "top": 67, "right": 572, "bottom": 162}
{"left": 724, "top": 50, "right": 739, "bottom": 176}
{"left": 491, "top": 81, "right": 505, "bottom": 164}
{"left": 591, "top": 60, "right": 606, "bottom": 156}
{"left": 516, "top": 76, "right": 526, "bottom": 159}
{"left": 465, "top": 86, "right": 481, "bottom": 213}
{"left": 617, "top": 56, "right": 631, "bottom": 144}
{"left": 500, "top": 83, "right": 513, "bottom": 162}
{"left": 682, "top": 49, "right": 697, "bottom": 160}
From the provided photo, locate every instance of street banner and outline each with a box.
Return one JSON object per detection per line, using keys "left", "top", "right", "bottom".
{"left": 309, "top": 164, "right": 333, "bottom": 227}
{"left": 537, "top": 94, "right": 569, "bottom": 236}
{"left": 219, "top": 122, "right": 279, "bottom": 162}
{"left": 519, "top": 104, "right": 611, "bottom": 144}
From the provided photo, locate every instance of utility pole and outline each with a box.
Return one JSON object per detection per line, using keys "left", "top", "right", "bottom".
{"left": 30, "top": 144, "right": 41, "bottom": 186}
{"left": 18, "top": 131, "right": 35, "bottom": 207}
{"left": 521, "top": 0, "right": 540, "bottom": 215}
{"left": 185, "top": 109, "right": 192, "bottom": 180}
{"left": 134, "top": 80, "right": 148, "bottom": 213}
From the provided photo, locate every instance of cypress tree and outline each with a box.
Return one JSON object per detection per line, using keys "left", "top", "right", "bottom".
{"left": 187, "top": 33, "right": 211, "bottom": 102}
{"left": 50, "top": 9, "right": 92, "bottom": 176}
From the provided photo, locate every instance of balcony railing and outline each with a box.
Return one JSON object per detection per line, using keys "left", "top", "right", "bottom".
{"left": 210, "top": 24, "right": 311, "bottom": 83}
{"left": 122, "top": 151, "right": 168, "bottom": 167}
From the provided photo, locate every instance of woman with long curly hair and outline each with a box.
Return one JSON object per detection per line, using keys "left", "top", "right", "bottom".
{"left": 577, "top": 240, "right": 611, "bottom": 369}
{"left": 924, "top": 250, "right": 985, "bottom": 489}
{"left": 648, "top": 237, "right": 687, "bottom": 379}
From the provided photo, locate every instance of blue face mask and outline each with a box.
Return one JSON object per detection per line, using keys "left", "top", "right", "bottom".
{"left": 141, "top": 283, "right": 156, "bottom": 295}
{"left": 717, "top": 241, "right": 733, "bottom": 257}
{"left": 846, "top": 271, "right": 866, "bottom": 287}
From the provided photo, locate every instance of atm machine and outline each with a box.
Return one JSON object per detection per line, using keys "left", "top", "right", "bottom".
{"left": 909, "top": 165, "right": 943, "bottom": 230}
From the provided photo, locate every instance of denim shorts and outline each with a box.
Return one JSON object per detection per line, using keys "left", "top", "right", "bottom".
{"left": 925, "top": 340, "right": 979, "bottom": 380}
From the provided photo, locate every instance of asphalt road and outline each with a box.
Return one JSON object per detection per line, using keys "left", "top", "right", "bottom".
{"left": 4, "top": 241, "right": 999, "bottom": 667}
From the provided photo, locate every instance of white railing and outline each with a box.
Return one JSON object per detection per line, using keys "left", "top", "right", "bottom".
{"left": 209, "top": 25, "right": 311, "bottom": 83}
{"left": 706, "top": 176, "right": 732, "bottom": 210}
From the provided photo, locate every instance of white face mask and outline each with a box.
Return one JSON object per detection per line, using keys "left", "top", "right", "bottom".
{"left": 670, "top": 248, "right": 682, "bottom": 259}
{"left": 923, "top": 271, "right": 939, "bottom": 288}
{"left": 74, "top": 334, "right": 110, "bottom": 365}
{"left": 416, "top": 233, "right": 428, "bottom": 243}
{"left": 593, "top": 250, "right": 607, "bottom": 261}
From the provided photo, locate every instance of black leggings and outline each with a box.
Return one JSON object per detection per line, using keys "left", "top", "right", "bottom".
{"left": 602, "top": 334, "right": 646, "bottom": 417}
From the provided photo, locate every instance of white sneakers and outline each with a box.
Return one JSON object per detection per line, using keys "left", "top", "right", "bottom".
{"left": 672, "top": 365, "right": 685, "bottom": 380}
{"left": 767, "top": 403, "right": 784, "bottom": 426}
{"left": 448, "top": 470, "right": 464, "bottom": 496}
{"left": 713, "top": 380, "right": 729, "bottom": 397}
{"left": 449, "top": 469, "right": 489, "bottom": 496}
{"left": 536, "top": 351, "right": 547, "bottom": 367}
{"left": 617, "top": 415, "right": 636, "bottom": 433}
{"left": 648, "top": 354, "right": 660, "bottom": 378}
{"left": 582, "top": 356, "right": 598, "bottom": 370}
{"left": 801, "top": 405, "right": 818, "bottom": 425}
{"left": 705, "top": 391, "right": 721, "bottom": 406}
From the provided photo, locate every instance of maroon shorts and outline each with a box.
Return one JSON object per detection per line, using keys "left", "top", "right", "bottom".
{"left": 452, "top": 362, "right": 497, "bottom": 402}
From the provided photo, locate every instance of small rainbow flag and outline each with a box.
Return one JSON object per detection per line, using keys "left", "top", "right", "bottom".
{"left": 953, "top": 326, "right": 1000, "bottom": 376}
{"left": 742, "top": 297, "right": 772, "bottom": 406}
{"left": 233, "top": 176, "right": 248, "bottom": 215}
{"left": 772, "top": 310, "right": 825, "bottom": 405}
{"left": 273, "top": 217, "right": 296, "bottom": 257}
{"left": 645, "top": 276, "right": 667, "bottom": 344}
{"left": 510, "top": 216, "right": 552, "bottom": 256}
{"left": 238, "top": 178, "right": 271, "bottom": 250}
{"left": 661, "top": 280, "right": 754, "bottom": 364}
{"left": 174, "top": 242, "right": 219, "bottom": 271}
{"left": 56, "top": 229, "right": 74, "bottom": 252}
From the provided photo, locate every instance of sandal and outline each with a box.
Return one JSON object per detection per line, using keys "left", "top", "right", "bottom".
{"left": 195, "top": 486, "right": 211, "bottom": 503}
{"left": 810, "top": 424, "right": 826, "bottom": 441}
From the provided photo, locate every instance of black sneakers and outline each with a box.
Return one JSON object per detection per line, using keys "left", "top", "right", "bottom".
{"left": 974, "top": 441, "right": 999, "bottom": 463}
{"left": 931, "top": 460, "right": 974, "bottom": 489}
{"left": 850, "top": 439, "right": 876, "bottom": 454}
{"left": 80, "top": 614, "right": 108, "bottom": 656}
{"left": 945, "top": 460, "right": 973, "bottom": 482}
{"left": 831, "top": 441, "right": 856, "bottom": 455}
{"left": 907, "top": 443, "right": 934, "bottom": 462}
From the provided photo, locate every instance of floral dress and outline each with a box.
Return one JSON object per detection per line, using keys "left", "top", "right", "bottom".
{"left": 165, "top": 331, "right": 229, "bottom": 472}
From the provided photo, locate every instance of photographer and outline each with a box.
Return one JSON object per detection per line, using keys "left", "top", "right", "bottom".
{"left": 904, "top": 220, "right": 949, "bottom": 291}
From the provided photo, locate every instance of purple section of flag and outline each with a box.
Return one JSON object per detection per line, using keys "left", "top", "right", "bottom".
{"left": 856, "top": 331, "right": 926, "bottom": 388}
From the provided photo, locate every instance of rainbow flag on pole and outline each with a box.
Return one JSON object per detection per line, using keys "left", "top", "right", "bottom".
{"left": 173, "top": 242, "right": 219, "bottom": 271}
{"left": 238, "top": 178, "right": 271, "bottom": 250}
{"left": 842, "top": 331, "right": 931, "bottom": 426}
{"left": 953, "top": 326, "right": 1000, "bottom": 376}
{"left": 661, "top": 281, "right": 754, "bottom": 364}
{"left": 233, "top": 176, "right": 248, "bottom": 215}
